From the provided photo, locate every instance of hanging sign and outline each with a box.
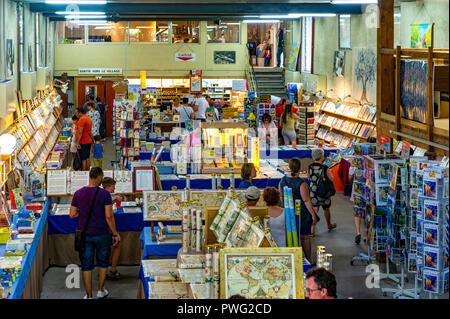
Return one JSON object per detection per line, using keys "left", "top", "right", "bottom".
{"left": 231, "top": 79, "right": 247, "bottom": 92}
{"left": 140, "top": 70, "right": 147, "bottom": 89}
{"left": 175, "top": 53, "right": 196, "bottom": 62}
{"left": 78, "top": 68, "right": 122, "bottom": 75}
{"left": 190, "top": 70, "right": 202, "bottom": 94}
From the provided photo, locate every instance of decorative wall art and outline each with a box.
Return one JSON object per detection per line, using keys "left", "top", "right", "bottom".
{"left": 333, "top": 51, "right": 345, "bottom": 77}
{"left": 400, "top": 60, "right": 431, "bottom": 124}
{"left": 352, "top": 47, "right": 377, "bottom": 105}
{"left": 287, "top": 42, "right": 301, "bottom": 72}
{"left": 214, "top": 51, "right": 236, "bottom": 64}
{"left": 411, "top": 23, "right": 433, "bottom": 49}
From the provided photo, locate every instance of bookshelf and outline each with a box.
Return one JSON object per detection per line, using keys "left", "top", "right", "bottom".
{"left": 315, "top": 99, "right": 377, "bottom": 147}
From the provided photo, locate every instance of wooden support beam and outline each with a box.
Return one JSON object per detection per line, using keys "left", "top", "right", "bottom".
{"left": 377, "top": 0, "right": 395, "bottom": 121}
{"left": 395, "top": 46, "right": 401, "bottom": 135}
{"left": 427, "top": 46, "right": 434, "bottom": 153}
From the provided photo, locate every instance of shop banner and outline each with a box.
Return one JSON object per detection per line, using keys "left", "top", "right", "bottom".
{"left": 175, "top": 53, "right": 196, "bottom": 62}
{"left": 78, "top": 68, "right": 122, "bottom": 75}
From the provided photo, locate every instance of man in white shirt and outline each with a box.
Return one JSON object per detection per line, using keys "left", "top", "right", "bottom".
{"left": 193, "top": 93, "right": 209, "bottom": 121}
{"left": 178, "top": 97, "right": 194, "bottom": 126}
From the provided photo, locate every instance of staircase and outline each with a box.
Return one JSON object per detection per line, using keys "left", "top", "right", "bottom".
{"left": 253, "top": 68, "right": 286, "bottom": 99}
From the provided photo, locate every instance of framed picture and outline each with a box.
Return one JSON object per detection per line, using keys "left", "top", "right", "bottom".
{"left": 333, "top": 51, "right": 345, "bottom": 77}
{"left": 220, "top": 247, "right": 305, "bottom": 299}
{"left": 214, "top": 51, "right": 236, "bottom": 64}
{"left": 134, "top": 167, "right": 155, "bottom": 192}
{"left": 338, "top": 15, "right": 351, "bottom": 49}
{"left": 143, "top": 190, "right": 184, "bottom": 221}
{"left": 410, "top": 23, "right": 434, "bottom": 49}
{"left": 189, "top": 190, "right": 227, "bottom": 213}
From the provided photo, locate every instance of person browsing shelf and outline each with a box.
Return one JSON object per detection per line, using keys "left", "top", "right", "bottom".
{"left": 258, "top": 113, "right": 277, "bottom": 148}
{"left": 281, "top": 104, "right": 299, "bottom": 146}
{"left": 87, "top": 102, "right": 101, "bottom": 137}
{"left": 193, "top": 93, "right": 208, "bottom": 121}
{"left": 75, "top": 107, "right": 93, "bottom": 171}
{"left": 177, "top": 97, "right": 194, "bottom": 127}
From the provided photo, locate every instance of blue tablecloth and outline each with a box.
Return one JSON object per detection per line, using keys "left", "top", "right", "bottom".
{"left": 142, "top": 138, "right": 181, "bottom": 145}
{"left": 275, "top": 148, "right": 338, "bottom": 159}
{"left": 160, "top": 177, "right": 281, "bottom": 190}
{"left": 140, "top": 226, "right": 182, "bottom": 258}
{"left": 139, "top": 151, "right": 171, "bottom": 161}
{"left": 47, "top": 207, "right": 153, "bottom": 234}
{"left": 2, "top": 198, "right": 50, "bottom": 299}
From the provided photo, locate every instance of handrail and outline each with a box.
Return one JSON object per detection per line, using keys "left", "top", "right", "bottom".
{"left": 246, "top": 43, "right": 259, "bottom": 95}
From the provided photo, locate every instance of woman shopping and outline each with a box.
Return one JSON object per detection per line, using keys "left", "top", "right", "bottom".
{"left": 278, "top": 158, "right": 317, "bottom": 263}
{"left": 308, "top": 148, "right": 337, "bottom": 236}
{"left": 280, "top": 104, "right": 298, "bottom": 146}
{"left": 258, "top": 113, "right": 277, "bottom": 148}
{"left": 263, "top": 187, "right": 286, "bottom": 247}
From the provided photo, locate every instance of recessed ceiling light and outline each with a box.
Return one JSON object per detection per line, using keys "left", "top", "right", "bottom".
{"left": 56, "top": 11, "right": 105, "bottom": 15}
{"left": 46, "top": 1, "right": 107, "bottom": 4}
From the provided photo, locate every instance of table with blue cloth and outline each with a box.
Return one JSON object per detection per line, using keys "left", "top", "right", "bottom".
{"left": 142, "top": 138, "right": 181, "bottom": 145}
{"left": 160, "top": 176, "right": 282, "bottom": 190}
{"left": 274, "top": 147, "right": 338, "bottom": 159}
{"left": 0, "top": 199, "right": 50, "bottom": 299}
{"left": 140, "top": 226, "right": 181, "bottom": 259}
{"left": 46, "top": 206, "right": 149, "bottom": 266}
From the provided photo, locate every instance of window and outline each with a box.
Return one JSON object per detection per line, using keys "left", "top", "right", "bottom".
{"left": 38, "top": 15, "right": 46, "bottom": 67}
{"left": 301, "top": 17, "right": 313, "bottom": 74}
{"left": 172, "top": 21, "right": 200, "bottom": 43}
{"left": 88, "top": 22, "right": 126, "bottom": 42}
{"left": 58, "top": 21, "right": 85, "bottom": 44}
{"left": 128, "top": 21, "right": 169, "bottom": 43}
{"left": 207, "top": 21, "right": 240, "bottom": 43}
{"left": 18, "top": 4, "right": 24, "bottom": 72}
{"left": 338, "top": 15, "right": 351, "bottom": 49}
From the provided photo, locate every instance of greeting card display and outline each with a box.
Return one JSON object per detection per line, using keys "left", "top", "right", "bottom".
{"left": 375, "top": 184, "right": 390, "bottom": 206}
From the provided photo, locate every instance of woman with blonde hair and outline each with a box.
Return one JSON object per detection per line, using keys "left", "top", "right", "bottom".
{"left": 238, "top": 163, "right": 256, "bottom": 189}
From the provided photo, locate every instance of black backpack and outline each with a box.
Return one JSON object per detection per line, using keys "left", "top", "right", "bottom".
{"left": 73, "top": 152, "right": 82, "bottom": 171}
{"left": 316, "top": 164, "right": 336, "bottom": 199}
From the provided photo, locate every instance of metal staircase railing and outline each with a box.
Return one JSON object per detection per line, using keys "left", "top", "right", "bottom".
{"left": 245, "top": 43, "right": 259, "bottom": 95}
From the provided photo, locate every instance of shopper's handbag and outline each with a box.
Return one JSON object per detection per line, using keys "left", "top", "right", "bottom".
{"left": 74, "top": 187, "right": 100, "bottom": 253}
{"left": 316, "top": 164, "right": 336, "bottom": 199}
{"left": 73, "top": 151, "right": 82, "bottom": 171}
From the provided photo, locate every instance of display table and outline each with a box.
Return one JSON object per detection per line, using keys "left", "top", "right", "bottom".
{"left": 46, "top": 207, "right": 148, "bottom": 266}
{"left": 140, "top": 226, "right": 181, "bottom": 259}
{"left": 136, "top": 255, "right": 312, "bottom": 299}
{"left": 142, "top": 138, "right": 181, "bottom": 145}
{"left": 0, "top": 199, "right": 50, "bottom": 299}
{"left": 138, "top": 151, "right": 171, "bottom": 161}
{"left": 160, "top": 176, "right": 282, "bottom": 190}
{"left": 275, "top": 147, "right": 338, "bottom": 159}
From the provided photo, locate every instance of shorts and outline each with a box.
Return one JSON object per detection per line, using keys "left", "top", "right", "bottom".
{"left": 80, "top": 234, "right": 112, "bottom": 271}
{"left": 93, "top": 158, "right": 103, "bottom": 168}
{"left": 313, "top": 204, "right": 331, "bottom": 210}
{"left": 296, "top": 213, "right": 313, "bottom": 237}
{"left": 78, "top": 143, "right": 92, "bottom": 161}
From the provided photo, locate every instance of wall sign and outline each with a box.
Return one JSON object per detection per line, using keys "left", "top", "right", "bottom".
{"left": 214, "top": 51, "right": 236, "bottom": 64}
{"left": 190, "top": 70, "right": 202, "bottom": 94}
{"left": 175, "top": 53, "right": 196, "bottom": 62}
{"left": 78, "top": 68, "right": 122, "bottom": 75}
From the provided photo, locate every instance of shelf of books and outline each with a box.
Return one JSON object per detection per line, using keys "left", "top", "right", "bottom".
{"left": 315, "top": 99, "right": 377, "bottom": 148}
{"left": 203, "top": 86, "right": 232, "bottom": 103}
{"left": 156, "top": 87, "right": 190, "bottom": 104}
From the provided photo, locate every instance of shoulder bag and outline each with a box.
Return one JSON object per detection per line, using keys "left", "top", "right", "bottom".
{"left": 316, "top": 164, "right": 336, "bottom": 199}
{"left": 74, "top": 187, "right": 100, "bottom": 253}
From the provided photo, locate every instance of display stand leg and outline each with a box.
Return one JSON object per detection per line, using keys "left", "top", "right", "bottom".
{"left": 350, "top": 224, "right": 375, "bottom": 265}
{"left": 381, "top": 261, "right": 415, "bottom": 298}
{"left": 414, "top": 273, "right": 420, "bottom": 299}
{"left": 150, "top": 221, "right": 156, "bottom": 242}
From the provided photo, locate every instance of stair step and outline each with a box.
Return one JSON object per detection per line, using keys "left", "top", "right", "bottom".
{"left": 255, "top": 79, "right": 285, "bottom": 83}
{"left": 257, "top": 85, "right": 286, "bottom": 89}
{"left": 254, "top": 74, "right": 283, "bottom": 78}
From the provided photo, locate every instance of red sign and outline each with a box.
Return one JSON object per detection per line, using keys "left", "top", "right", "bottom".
{"left": 175, "top": 53, "right": 196, "bottom": 62}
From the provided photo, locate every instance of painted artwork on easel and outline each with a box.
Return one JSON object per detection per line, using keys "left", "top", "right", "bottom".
{"left": 352, "top": 47, "right": 377, "bottom": 105}
{"left": 411, "top": 24, "right": 433, "bottom": 49}
{"left": 400, "top": 60, "right": 430, "bottom": 124}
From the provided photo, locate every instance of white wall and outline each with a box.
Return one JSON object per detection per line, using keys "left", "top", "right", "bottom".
{"left": 400, "top": 0, "right": 449, "bottom": 49}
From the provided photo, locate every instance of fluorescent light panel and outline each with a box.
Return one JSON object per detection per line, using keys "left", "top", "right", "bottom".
{"left": 332, "top": 0, "right": 377, "bottom": 4}
{"left": 46, "top": 1, "right": 107, "bottom": 4}
{"left": 56, "top": 11, "right": 104, "bottom": 15}
{"left": 243, "top": 20, "right": 280, "bottom": 23}
{"left": 65, "top": 15, "right": 106, "bottom": 19}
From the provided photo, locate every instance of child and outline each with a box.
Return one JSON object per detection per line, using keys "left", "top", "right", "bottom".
{"left": 102, "top": 177, "right": 121, "bottom": 280}
{"left": 92, "top": 135, "right": 104, "bottom": 168}
{"left": 70, "top": 115, "right": 79, "bottom": 160}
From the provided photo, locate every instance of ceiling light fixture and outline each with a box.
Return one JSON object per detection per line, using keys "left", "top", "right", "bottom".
{"left": 332, "top": 0, "right": 377, "bottom": 4}
{"left": 46, "top": 1, "right": 107, "bottom": 4}
{"left": 65, "top": 15, "right": 106, "bottom": 19}
{"left": 56, "top": 11, "right": 105, "bottom": 15}
{"left": 288, "top": 13, "right": 337, "bottom": 17}
{"left": 243, "top": 20, "right": 281, "bottom": 23}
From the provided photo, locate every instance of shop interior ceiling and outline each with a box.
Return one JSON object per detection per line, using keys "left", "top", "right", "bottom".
{"left": 22, "top": 0, "right": 363, "bottom": 21}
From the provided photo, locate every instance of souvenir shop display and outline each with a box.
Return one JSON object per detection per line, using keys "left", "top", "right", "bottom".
{"left": 219, "top": 247, "right": 305, "bottom": 299}
{"left": 115, "top": 99, "right": 141, "bottom": 168}
{"left": 315, "top": 99, "right": 376, "bottom": 147}
{"left": 297, "top": 102, "right": 315, "bottom": 146}
{"left": 243, "top": 95, "right": 258, "bottom": 130}
{"left": 143, "top": 191, "right": 185, "bottom": 221}
{"left": 257, "top": 102, "right": 276, "bottom": 123}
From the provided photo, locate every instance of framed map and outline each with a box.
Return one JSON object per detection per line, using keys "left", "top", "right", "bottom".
{"left": 190, "top": 190, "right": 227, "bottom": 212}
{"left": 143, "top": 190, "right": 184, "bottom": 221}
{"left": 220, "top": 247, "right": 304, "bottom": 299}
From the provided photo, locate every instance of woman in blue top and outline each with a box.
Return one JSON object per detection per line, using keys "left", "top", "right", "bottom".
{"left": 279, "top": 158, "right": 317, "bottom": 264}
{"left": 238, "top": 163, "right": 256, "bottom": 189}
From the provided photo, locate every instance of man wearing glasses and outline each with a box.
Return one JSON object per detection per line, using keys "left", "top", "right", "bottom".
{"left": 305, "top": 268, "right": 337, "bottom": 299}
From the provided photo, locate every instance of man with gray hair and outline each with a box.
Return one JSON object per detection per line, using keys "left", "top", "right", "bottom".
{"left": 307, "top": 148, "right": 337, "bottom": 236}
